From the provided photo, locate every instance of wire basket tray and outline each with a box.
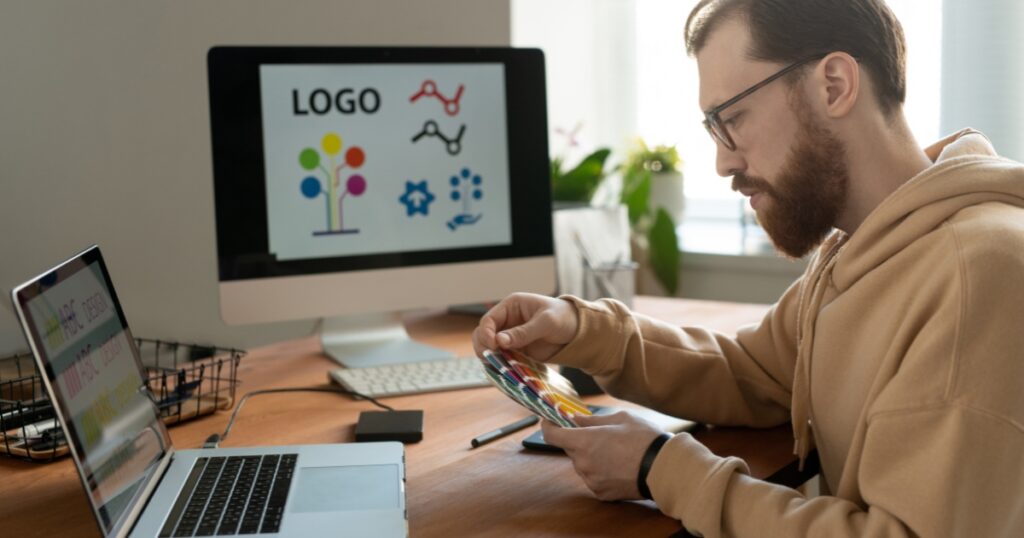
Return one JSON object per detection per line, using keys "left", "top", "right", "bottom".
{"left": 0, "top": 339, "right": 245, "bottom": 463}
{"left": 138, "top": 338, "right": 244, "bottom": 425}
{"left": 0, "top": 353, "right": 61, "bottom": 461}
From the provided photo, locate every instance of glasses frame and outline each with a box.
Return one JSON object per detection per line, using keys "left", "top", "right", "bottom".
{"left": 702, "top": 55, "right": 825, "bottom": 151}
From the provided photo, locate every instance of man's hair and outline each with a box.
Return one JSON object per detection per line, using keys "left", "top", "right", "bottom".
{"left": 685, "top": 0, "right": 907, "bottom": 116}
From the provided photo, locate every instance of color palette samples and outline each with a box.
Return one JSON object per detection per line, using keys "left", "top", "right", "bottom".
{"left": 480, "top": 349, "right": 592, "bottom": 428}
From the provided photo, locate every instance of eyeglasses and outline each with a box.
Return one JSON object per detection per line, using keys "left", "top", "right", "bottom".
{"left": 702, "top": 55, "right": 824, "bottom": 151}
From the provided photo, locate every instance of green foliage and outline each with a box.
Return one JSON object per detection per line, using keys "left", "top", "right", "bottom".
{"left": 620, "top": 165, "right": 651, "bottom": 226}
{"left": 647, "top": 208, "right": 679, "bottom": 295}
{"left": 624, "top": 139, "right": 682, "bottom": 175}
{"left": 620, "top": 139, "right": 682, "bottom": 296}
{"left": 549, "top": 141, "right": 681, "bottom": 296}
{"left": 550, "top": 148, "right": 612, "bottom": 203}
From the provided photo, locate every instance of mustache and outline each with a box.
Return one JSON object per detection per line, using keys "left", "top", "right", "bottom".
{"left": 731, "top": 173, "right": 775, "bottom": 196}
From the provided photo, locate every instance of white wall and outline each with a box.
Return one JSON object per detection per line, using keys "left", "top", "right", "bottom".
{"left": 512, "top": 0, "right": 638, "bottom": 164}
{"left": 0, "top": 0, "right": 511, "bottom": 355}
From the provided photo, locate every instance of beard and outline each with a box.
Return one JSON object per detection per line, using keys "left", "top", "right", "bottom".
{"left": 732, "top": 103, "right": 849, "bottom": 259}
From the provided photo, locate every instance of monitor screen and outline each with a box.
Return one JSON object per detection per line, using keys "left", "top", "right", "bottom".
{"left": 259, "top": 63, "right": 512, "bottom": 262}
{"left": 12, "top": 247, "right": 169, "bottom": 536}
{"left": 207, "top": 47, "right": 555, "bottom": 366}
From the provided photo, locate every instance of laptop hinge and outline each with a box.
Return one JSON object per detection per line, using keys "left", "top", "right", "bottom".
{"left": 117, "top": 447, "right": 176, "bottom": 538}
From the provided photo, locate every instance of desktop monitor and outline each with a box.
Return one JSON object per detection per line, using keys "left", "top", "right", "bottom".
{"left": 207, "top": 46, "right": 555, "bottom": 368}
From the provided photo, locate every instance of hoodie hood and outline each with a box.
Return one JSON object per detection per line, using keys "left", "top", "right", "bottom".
{"left": 791, "top": 128, "right": 1024, "bottom": 466}
{"left": 832, "top": 129, "right": 1024, "bottom": 292}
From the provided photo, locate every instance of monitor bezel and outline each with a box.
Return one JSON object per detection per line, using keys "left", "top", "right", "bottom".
{"left": 206, "top": 46, "right": 553, "bottom": 282}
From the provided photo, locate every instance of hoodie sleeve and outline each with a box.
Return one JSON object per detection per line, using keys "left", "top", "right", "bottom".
{"left": 644, "top": 404, "right": 1024, "bottom": 537}
{"left": 547, "top": 276, "right": 804, "bottom": 427}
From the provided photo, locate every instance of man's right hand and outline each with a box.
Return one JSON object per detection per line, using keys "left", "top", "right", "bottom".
{"left": 472, "top": 292, "right": 579, "bottom": 362}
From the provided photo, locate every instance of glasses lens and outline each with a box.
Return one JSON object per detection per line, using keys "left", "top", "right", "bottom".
{"left": 704, "top": 115, "right": 734, "bottom": 150}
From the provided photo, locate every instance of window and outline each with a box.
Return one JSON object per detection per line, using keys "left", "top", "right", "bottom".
{"left": 513, "top": 0, "right": 943, "bottom": 240}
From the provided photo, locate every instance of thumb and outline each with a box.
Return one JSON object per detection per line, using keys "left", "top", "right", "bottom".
{"left": 496, "top": 315, "right": 548, "bottom": 349}
{"left": 572, "top": 412, "right": 619, "bottom": 427}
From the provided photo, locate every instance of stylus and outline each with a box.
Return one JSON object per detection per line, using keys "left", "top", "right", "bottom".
{"left": 470, "top": 415, "right": 540, "bottom": 448}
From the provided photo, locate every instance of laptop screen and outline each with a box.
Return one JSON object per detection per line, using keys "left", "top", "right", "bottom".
{"left": 13, "top": 247, "right": 170, "bottom": 536}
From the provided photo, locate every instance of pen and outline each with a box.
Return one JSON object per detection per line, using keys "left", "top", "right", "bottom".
{"left": 470, "top": 415, "right": 540, "bottom": 448}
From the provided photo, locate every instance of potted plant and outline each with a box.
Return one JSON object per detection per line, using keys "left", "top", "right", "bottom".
{"left": 624, "top": 139, "right": 685, "bottom": 222}
{"left": 621, "top": 140, "right": 682, "bottom": 296}
{"left": 548, "top": 140, "right": 680, "bottom": 297}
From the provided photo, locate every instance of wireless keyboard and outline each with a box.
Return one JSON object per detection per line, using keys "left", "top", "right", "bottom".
{"left": 329, "top": 357, "right": 489, "bottom": 398}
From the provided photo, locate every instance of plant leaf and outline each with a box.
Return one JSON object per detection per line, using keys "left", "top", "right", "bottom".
{"left": 621, "top": 167, "right": 650, "bottom": 226}
{"left": 647, "top": 208, "right": 679, "bottom": 295}
{"left": 550, "top": 156, "right": 564, "bottom": 181}
{"left": 551, "top": 148, "right": 611, "bottom": 202}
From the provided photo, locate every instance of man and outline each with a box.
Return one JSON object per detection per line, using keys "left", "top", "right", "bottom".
{"left": 473, "top": 0, "right": 1024, "bottom": 536}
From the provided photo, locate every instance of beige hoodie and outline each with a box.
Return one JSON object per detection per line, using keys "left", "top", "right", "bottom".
{"left": 552, "top": 130, "right": 1024, "bottom": 537}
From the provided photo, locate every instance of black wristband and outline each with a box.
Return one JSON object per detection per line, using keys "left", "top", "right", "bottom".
{"left": 637, "top": 432, "right": 673, "bottom": 500}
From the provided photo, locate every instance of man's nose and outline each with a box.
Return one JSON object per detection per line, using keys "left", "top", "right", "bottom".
{"left": 715, "top": 140, "right": 745, "bottom": 178}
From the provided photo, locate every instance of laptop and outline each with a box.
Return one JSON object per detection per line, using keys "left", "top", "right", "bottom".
{"left": 10, "top": 246, "right": 407, "bottom": 538}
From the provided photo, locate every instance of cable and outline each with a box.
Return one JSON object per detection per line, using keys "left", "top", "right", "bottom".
{"left": 204, "top": 386, "right": 395, "bottom": 449}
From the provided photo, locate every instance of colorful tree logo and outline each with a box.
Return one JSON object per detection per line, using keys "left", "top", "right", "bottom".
{"left": 299, "top": 132, "right": 367, "bottom": 235}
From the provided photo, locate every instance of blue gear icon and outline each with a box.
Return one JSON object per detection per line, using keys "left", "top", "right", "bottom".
{"left": 399, "top": 180, "right": 436, "bottom": 216}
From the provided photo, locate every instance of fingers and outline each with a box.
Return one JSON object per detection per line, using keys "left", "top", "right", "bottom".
{"left": 474, "top": 293, "right": 567, "bottom": 357}
{"left": 540, "top": 419, "right": 578, "bottom": 452}
{"left": 475, "top": 293, "right": 532, "bottom": 348}
{"left": 496, "top": 312, "right": 548, "bottom": 349}
{"left": 496, "top": 330, "right": 513, "bottom": 349}
{"left": 471, "top": 320, "right": 496, "bottom": 357}
{"left": 540, "top": 414, "right": 608, "bottom": 452}
{"left": 473, "top": 300, "right": 510, "bottom": 356}
{"left": 483, "top": 299, "right": 510, "bottom": 330}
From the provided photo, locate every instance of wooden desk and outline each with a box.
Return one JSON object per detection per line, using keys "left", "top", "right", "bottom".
{"left": 0, "top": 297, "right": 802, "bottom": 537}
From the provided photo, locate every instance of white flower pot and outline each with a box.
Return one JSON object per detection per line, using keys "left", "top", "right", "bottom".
{"left": 649, "top": 171, "right": 685, "bottom": 222}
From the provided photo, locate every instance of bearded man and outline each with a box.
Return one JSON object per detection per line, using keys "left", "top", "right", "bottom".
{"left": 473, "top": 0, "right": 1024, "bottom": 536}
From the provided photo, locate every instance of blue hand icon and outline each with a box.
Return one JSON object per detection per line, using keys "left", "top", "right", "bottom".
{"left": 447, "top": 213, "right": 482, "bottom": 230}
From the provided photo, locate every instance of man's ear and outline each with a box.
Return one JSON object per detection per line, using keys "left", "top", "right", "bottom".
{"left": 815, "top": 52, "right": 860, "bottom": 118}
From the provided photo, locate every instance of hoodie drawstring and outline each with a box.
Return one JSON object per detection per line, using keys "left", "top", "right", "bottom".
{"left": 792, "top": 233, "right": 845, "bottom": 470}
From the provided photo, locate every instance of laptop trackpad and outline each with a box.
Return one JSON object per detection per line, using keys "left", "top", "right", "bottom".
{"left": 290, "top": 464, "right": 400, "bottom": 513}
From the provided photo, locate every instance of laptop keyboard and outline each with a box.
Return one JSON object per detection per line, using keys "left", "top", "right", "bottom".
{"left": 159, "top": 454, "right": 297, "bottom": 536}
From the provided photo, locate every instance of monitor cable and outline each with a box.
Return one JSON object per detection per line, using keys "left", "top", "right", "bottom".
{"left": 203, "top": 386, "right": 395, "bottom": 449}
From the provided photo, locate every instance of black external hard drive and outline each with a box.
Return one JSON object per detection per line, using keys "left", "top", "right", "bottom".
{"left": 354, "top": 410, "right": 424, "bottom": 443}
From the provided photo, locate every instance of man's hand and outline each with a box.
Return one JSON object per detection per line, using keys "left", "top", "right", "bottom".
{"left": 541, "top": 411, "right": 665, "bottom": 501}
{"left": 472, "top": 293, "right": 579, "bottom": 362}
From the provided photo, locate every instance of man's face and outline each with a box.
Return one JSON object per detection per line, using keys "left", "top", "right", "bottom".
{"left": 731, "top": 100, "right": 849, "bottom": 258}
{"left": 697, "top": 17, "right": 849, "bottom": 258}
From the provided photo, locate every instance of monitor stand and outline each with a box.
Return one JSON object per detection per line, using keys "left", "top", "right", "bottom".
{"left": 320, "top": 312, "right": 455, "bottom": 369}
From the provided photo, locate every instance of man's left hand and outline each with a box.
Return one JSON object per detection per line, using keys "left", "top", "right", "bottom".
{"left": 541, "top": 410, "right": 665, "bottom": 501}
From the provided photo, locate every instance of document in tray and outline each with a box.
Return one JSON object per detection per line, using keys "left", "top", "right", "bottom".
{"left": 479, "top": 349, "right": 592, "bottom": 427}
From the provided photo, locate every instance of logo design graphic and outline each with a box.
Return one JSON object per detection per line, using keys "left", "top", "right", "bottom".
{"left": 399, "top": 180, "right": 436, "bottom": 216}
{"left": 447, "top": 167, "right": 483, "bottom": 230}
{"left": 409, "top": 79, "right": 465, "bottom": 116}
{"left": 411, "top": 120, "right": 466, "bottom": 155}
{"left": 298, "top": 132, "right": 367, "bottom": 236}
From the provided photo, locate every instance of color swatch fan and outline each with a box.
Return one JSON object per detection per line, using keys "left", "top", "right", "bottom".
{"left": 479, "top": 349, "right": 592, "bottom": 427}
